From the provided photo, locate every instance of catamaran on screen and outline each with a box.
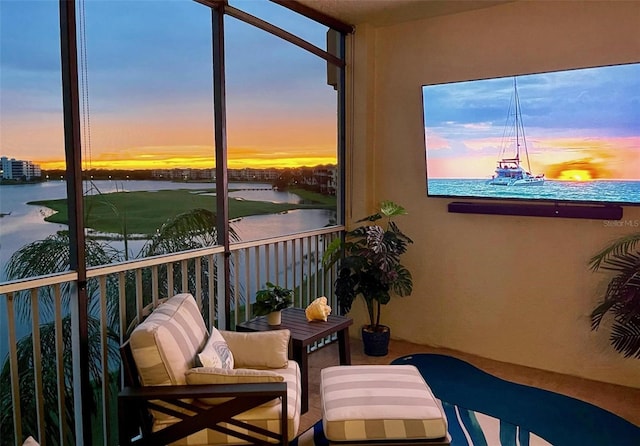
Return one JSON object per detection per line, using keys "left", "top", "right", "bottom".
{"left": 487, "top": 78, "right": 545, "bottom": 186}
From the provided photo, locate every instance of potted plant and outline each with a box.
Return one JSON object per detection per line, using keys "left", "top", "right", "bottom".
{"left": 589, "top": 232, "right": 640, "bottom": 358}
{"left": 323, "top": 200, "right": 413, "bottom": 356}
{"left": 254, "top": 281, "right": 293, "bottom": 326}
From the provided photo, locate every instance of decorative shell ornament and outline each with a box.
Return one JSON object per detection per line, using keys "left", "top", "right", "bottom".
{"left": 305, "top": 296, "right": 332, "bottom": 322}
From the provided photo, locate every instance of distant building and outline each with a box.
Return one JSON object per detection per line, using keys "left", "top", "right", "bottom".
{"left": 1, "top": 156, "right": 42, "bottom": 181}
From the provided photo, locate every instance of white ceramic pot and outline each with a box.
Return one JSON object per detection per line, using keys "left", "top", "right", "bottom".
{"left": 267, "top": 311, "right": 282, "bottom": 326}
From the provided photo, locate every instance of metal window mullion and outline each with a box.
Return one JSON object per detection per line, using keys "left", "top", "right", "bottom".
{"left": 211, "top": 2, "right": 231, "bottom": 329}
{"left": 337, "top": 31, "right": 346, "bottom": 227}
{"left": 223, "top": 5, "right": 345, "bottom": 67}
{"left": 59, "top": 1, "right": 91, "bottom": 442}
{"left": 30, "top": 288, "right": 46, "bottom": 443}
{"left": 6, "top": 292, "right": 22, "bottom": 445}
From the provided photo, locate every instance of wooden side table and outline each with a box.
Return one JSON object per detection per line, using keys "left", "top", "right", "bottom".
{"left": 237, "top": 307, "right": 353, "bottom": 413}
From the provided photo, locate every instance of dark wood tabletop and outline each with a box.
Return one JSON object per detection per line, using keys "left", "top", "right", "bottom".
{"left": 238, "top": 307, "right": 352, "bottom": 345}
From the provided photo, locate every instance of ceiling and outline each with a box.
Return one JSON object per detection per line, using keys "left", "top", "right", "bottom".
{"left": 295, "top": 0, "right": 514, "bottom": 27}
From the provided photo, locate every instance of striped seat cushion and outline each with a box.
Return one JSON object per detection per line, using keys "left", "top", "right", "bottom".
{"left": 155, "top": 360, "right": 301, "bottom": 445}
{"left": 320, "top": 365, "right": 448, "bottom": 442}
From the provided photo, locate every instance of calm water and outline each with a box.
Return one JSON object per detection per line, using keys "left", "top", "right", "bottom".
{"left": 0, "top": 180, "right": 336, "bottom": 361}
{"left": 427, "top": 179, "right": 640, "bottom": 204}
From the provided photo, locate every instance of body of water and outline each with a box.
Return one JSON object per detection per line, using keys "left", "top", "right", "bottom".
{"left": 427, "top": 179, "right": 640, "bottom": 204}
{"left": 0, "top": 180, "right": 336, "bottom": 362}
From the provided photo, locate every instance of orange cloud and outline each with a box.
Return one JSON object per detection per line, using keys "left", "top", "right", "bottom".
{"left": 35, "top": 144, "right": 337, "bottom": 171}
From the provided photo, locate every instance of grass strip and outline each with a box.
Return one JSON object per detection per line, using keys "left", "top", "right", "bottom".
{"left": 29, "top": 188, "right": 335, "bottom": 236}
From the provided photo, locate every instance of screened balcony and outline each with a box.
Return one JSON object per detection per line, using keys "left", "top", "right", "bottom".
{"left": 3, "top": 0, "right": 640, "bottom": 445}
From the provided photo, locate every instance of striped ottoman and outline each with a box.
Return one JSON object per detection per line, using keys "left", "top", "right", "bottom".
{"left": 320, "top": 365, "right": 450, "bottom": 445}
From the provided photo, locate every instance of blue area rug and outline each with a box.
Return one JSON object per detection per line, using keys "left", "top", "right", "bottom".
{"left": 292, "top": 354, "right": 640, "bottom": 446}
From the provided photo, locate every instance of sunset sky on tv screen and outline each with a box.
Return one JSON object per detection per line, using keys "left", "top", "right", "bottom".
{"left": 423, "top": 63, "right": 640, "bottom": 182}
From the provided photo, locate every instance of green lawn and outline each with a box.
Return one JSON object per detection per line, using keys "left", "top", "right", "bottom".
{"left": 29, "top": 188, "right": 335, "bottom": 236}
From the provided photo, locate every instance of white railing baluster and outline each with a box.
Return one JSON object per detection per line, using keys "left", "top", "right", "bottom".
{"left": 54, "top": 284, "right": 66, "bottom": 446}
{"left": 6, "top": 292, "right": 22, "bottom": 446}
{"left": 167, "top": 262, "right": 174, "bottom": 297}
{"left": 0, "top": 227, "right": 344, "bottom": 445}
{"left": 274, "top": 241, "right": 281, "bottom": 287}
{"left": 30, "top": 288, "right": 45, "bottom": 443}
{"left": 152, "top": 265, "right": 159, "bottom": 306}
{"left": 306, "top": 236, "right": 312, "bottom": 306}
{"left": 135, "top": 269, "right": 143, "bottom": 324}
{"left": 216, "top": 253, "right": 226, "bottom": 329}
{"left": 99, "top": 276, "right": 111, "bottom": 445}
{"left": 118, "top": 272, "right": 126, "bottom": 343}
{"left": 195, "top": 259, "right": 202, "bottom": 308}
{"left": 181, "top": 260, "right": 189, "bottom": 293}
{"left": 244, "top": 249, "right": 251, "bottom": 317}
{"left": 284, "top": 240, "right": 289, "bottom": 290}
{"left": 207, "top": 254, "right": 215, "bottom": 327}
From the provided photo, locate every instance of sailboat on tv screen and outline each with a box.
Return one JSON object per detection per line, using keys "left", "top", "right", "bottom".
{"left": 487, "top": 77, "right": 545, "bottom": 186}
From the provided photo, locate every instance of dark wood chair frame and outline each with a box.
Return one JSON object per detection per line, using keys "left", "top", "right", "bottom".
{"left": 118, "top": 341, "right": 289, "bottom": 446}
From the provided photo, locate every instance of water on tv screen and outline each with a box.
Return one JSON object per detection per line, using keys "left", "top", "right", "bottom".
{"left": 423, "top": 63, "right": 640, "bottom": 205}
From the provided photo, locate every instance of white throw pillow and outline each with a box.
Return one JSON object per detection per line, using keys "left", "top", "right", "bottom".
{"left": 197, "top": 326, "right": 234, "bottom": 369}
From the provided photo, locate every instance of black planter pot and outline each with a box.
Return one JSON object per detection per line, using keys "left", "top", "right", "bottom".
{"left": 361, "top": 325, "right": 390, "bottom": 356}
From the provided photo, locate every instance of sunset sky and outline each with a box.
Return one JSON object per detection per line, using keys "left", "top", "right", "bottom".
{"left": 0, "top": 0, "right": 337, "bottom": 171}
{"left": 423, "top": 63, "right": 640, "bottom": 181}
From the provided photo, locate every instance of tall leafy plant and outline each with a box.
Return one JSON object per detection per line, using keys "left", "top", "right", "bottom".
{"left": 323, "top": 200, "right": 413, "bottom": 332}
{"left": 589, "top": 232, "right": 640, "bottom": 358}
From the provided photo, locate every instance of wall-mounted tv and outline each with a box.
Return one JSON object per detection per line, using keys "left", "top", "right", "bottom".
{"left": 423, "top": 63, "right": 640, "bottom": 210}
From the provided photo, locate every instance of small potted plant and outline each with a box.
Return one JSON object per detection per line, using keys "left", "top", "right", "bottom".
{"left": 254, "top": 282, "right": 293, "bottom": 325}
{"left": 323, "top": 200, "right": 413, "bottom": 356}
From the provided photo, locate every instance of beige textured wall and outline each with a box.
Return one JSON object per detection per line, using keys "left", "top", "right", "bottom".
{"left": 346, "top": 1, "right": 640, "bottom": 387}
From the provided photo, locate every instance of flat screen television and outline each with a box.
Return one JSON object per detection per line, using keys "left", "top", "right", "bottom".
{"left": 423, "top": 63, "right": 640, "bottom": 217}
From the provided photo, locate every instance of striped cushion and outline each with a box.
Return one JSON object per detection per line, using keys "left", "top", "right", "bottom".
{"left": 321, "top": 365, "right": 448, "bottom": 442}
{"left": 155, "top": 361, "right": 301, "bottom": 445}
{"left": 185, "top": 367, "right": 284, "bottom": 406}
{"left": 129, "top": 293, "right": 208, "bottom": 422}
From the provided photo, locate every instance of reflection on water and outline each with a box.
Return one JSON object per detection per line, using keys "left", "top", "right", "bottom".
{"left": 0, "top": 180, "right": 311, "bottom": 276}
{"left": 0, "top": 180, "right": 336, "bottom": 361}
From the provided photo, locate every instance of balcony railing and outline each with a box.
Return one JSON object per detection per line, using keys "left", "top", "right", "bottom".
{"left": 0, "top": 226, "right": 343, "bottom": 446}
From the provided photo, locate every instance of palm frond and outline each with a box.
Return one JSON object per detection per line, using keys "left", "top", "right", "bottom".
{"left": 380, "top": 200, "right": 407, "bottom": 217}
{"left": 610, "top": 316, "right": 640, "bottom": 358}
{"left": 589, "top": 232, "right": 640, "bottom": 271}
